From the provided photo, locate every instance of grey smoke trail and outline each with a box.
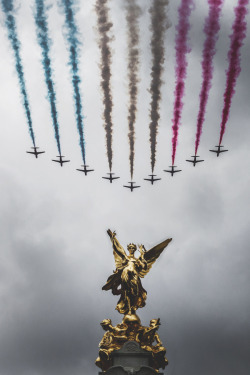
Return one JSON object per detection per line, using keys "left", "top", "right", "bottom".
{"left": 95, "top": 0, "right": 114, "bottom": 172}
{"left": 126, "top": 0, "right": 141, "bottom": 179}
{"left": 149, "top": 0, "right": 169, "bottom": 173}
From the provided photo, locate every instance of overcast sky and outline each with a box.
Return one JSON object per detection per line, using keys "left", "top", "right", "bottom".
{"left": 0, "top": 0, "right": 249, "bottom": 374}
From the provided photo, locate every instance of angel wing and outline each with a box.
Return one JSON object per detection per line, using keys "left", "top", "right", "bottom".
{"left": 138, "top": 238, "right": 172, "bottom": 278}
{"left": 107, "top": 229, "right": 128, "bottom": 270}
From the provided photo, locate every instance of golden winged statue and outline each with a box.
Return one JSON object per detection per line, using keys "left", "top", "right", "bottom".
{"left": 102, "top": 229, "right": 172, "bottom": 315}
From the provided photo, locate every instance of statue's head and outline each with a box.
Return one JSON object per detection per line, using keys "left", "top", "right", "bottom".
{"left": 127, "top": 243, "right": 137, "bottom": 255}
{"left": 101, "top": 319, "right": 112, "bottom": 331}
{"left": 150, "top": 318, "right": 161, "bottom": 329}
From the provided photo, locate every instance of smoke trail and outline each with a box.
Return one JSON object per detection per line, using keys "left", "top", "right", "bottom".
{"left": 95, "top": 0, "right": 114, "bottom": 172}
{"left": 34, "top": 0, "right": 61, "bottom": 155}
{"left": 125, "top": 0, "right": 141, "bottom": 179}
{"left": 59, "top": 0, "right": 86, "bottom": 164}
{"left": 195, "top": 0, "right": 224, "bottom": 155}
{"left": 219, "top": 0, "right": 249, "bottom": 145}
{"left": 171, "top": 0, "right": 194, "bottom": 165}
{"left": 149, "top": 0, "right": 169, "bottom": 173}
{"left": 1, "top": 0, "right": 35, "bottom": 146}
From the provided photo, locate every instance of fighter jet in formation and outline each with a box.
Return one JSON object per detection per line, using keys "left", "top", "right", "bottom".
{"left": 144, "top": 174, "right": 161, "bottom": 185}
{"left": 123, "top": 181, "right": 140, "bottom": 192}
{"left": 76, "top": 165, "right": 94, "bottom": 175}
{"left": 26, "top": 146, "right": 45, "bottom": 158}
{"left": 52, "top": 155, "right": 70, "bottom": 166}
{"left": 209, "top": 145, "right": 228, "bottom": 157}
{"left": 102, "top": 172, "right": 120, "bottom": 183}
{"left": 163, "top": 165, "right": 182, "bottom": 176}
{"left": 186, "top": 155, "right": 204, "bottom": 166}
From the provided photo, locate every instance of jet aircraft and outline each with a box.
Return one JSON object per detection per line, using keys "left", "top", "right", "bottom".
{"left": 163, "top": 165, "right": 182, "bottom": 176}
{"left": 76, "top": 165, "right": 94, "bottom": 175}
{"left": 26, "top": 146, "right": 45, "bottom": 158}
{"left": 102, "top": 172, "right": 120, "bottom": 183}
{"left": 209, "top": 145, "right": 228, "bottom": 157}
{"left": 186, "top": 155, "right": 204, "bottom": 166}
{"left": 123, "top": 181, "right": 140, "bottom": 192}
{"left": 52, "top": 155, "right": 70, "bottom": 166}
{"left": 144, "top": 174, "right": 161, "bottom": 185}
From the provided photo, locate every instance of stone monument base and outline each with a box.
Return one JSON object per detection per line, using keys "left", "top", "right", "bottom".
{"left": 99, "top": 341, "right": 163, "bottom": 375}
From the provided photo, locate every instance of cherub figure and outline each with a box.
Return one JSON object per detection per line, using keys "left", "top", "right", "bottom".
{"left": 137, "top": 318, "right": 168, "bottom": 370}
{"left": 102, "top": 229, "right": 172, "bottom": 315}
{"left": 95, "top": 319, "right": 128, "bottom": 371}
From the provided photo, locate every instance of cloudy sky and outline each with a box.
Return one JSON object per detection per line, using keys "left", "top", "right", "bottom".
{"left": 0, "top": 0, "right": 249, "bottom": 374}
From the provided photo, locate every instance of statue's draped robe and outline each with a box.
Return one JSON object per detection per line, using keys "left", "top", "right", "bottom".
{"left": 102, "top": 259, "right": 147, "bottom": 314}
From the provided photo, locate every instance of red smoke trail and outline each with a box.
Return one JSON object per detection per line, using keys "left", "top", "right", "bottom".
{"left": 171, "top": 0, "right": 194, "bottom": 166}
{"left": 219, "top": 0, "right": 249, "bottom": 145}
{"left": 195, "top": 0, "right": 224, "bottom": 155}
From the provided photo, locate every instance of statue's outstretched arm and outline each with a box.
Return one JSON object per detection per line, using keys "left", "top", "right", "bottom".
{"left": 107, "top": 229, "right": 127, "bottom": 262}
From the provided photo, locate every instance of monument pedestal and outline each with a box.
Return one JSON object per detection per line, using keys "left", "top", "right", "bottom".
{"left": 99, "top": 341, "right": 163, "bottom": 375}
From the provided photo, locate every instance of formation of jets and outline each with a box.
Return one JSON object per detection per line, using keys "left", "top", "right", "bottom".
{"left": 163, "top": 165, "right": 182, "bottom": 176}
{"left": 144, "top": 174, "right": 161, "bottom": 185}
{"left": 25, "top": 144, "right": 229, "bottom": 191}
{"left": 26, "top": 146, "right": 45, "bottom": 158}
{"left": 186, "top": 155, "right": 204, "bottom": 166}
{"left": 209, "top": 145, "right": 228, "bottom": 157}
{"left": 76, "top": 165, "right": 94, "bottom": 175}
{"left": 102, "top": 172, "right": 120, "bottom": 183}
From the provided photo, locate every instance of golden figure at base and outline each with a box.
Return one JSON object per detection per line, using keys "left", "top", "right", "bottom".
{"left": 96, "top": 229, "right": 172, "bottom": 372}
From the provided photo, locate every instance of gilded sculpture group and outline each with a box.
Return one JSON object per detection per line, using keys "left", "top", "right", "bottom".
{"left": 96, "top": 229, "right": 172, "bottom": 372}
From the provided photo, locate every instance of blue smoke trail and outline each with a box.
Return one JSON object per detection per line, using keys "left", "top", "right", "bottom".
{"left": 34, "top": 0, "right": 61, "bottom": 155}
{"left": 59, "top": 0, "right": 86, "bottom": 164}
{"left": 1, "top": 0, "right": 35, "bottom": 146}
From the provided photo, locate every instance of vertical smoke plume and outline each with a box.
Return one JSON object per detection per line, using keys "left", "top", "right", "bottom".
{"left": 126, "top": 0, "right": 141, "bottom": 179}
{"left": 59, "top": 0, "right": 86, "bottom": 164}
{"left": 149, "top": 0, "right": 169, "bottom": 173}
{"left": 219, "top": 0, "right": 249, "bottom": 145}
{"left": 95, "top": 0, "right": 114, "bottom": 172}
{"left": 171, "top": 0, "right": 194, "bottom": 165}
{"left": 1, "top": 0, "right": 35, "bottom": 146}
{"left": 195, "top": 0, "right": 224, "bottom": 155}
{"left": 34, "top": 0, "right": 61, "bottom": 155}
